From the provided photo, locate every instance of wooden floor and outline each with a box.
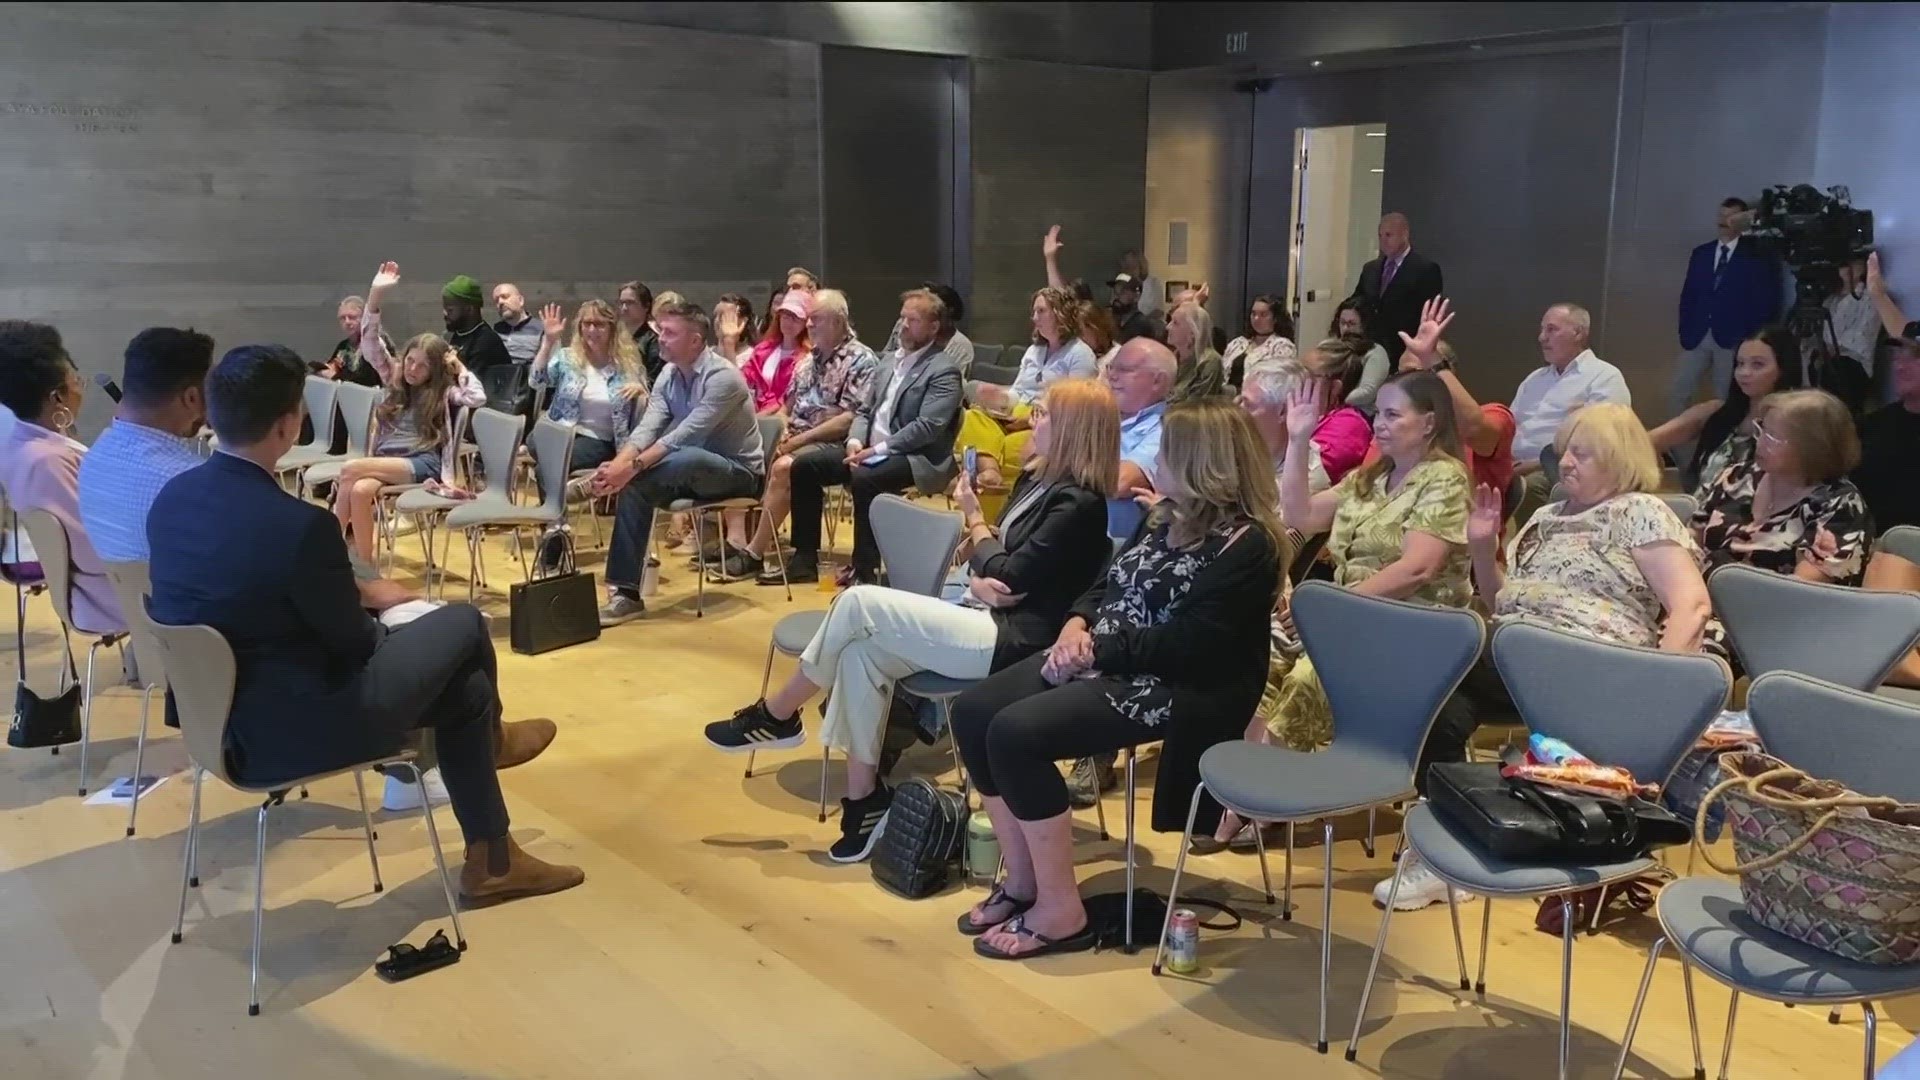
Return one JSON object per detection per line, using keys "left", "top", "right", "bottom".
{"left": 0, "top": 521, "right": 1906, "bottom": 1079}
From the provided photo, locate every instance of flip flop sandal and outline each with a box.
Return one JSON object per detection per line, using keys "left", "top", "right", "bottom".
{"left": 972, "top": 914, "right": 1097, "bottom": 961}
{"left": 956, "top": 883, "right": 1035, "bottom": 936}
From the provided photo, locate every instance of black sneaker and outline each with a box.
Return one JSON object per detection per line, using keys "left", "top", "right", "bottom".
{"left": 704, "top": 701, "right": 805, "bottom": 753}
{"left": 828, "top": 786, "right": 893, "bottom": 863}
{"left": 765, "top": 558, "right": 816, "bottom": 585}
{"left": 709, "top": 546, "right": 764, "bottom": 582}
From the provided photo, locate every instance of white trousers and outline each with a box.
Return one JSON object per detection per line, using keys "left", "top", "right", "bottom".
{"left": 799, "top": 584, "right": 998, "bottom": 765}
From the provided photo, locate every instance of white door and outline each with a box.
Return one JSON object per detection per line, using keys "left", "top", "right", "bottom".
{"left": 1288, "top": 124, "right": 1387, "bottom": 345}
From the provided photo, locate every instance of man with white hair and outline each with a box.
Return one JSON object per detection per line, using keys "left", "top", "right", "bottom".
{"left": 1508, "top": 301, "right": 1630, "bottom": 518}
{"left": 1240, "top": 361, "right": 1331, "bottom": 495}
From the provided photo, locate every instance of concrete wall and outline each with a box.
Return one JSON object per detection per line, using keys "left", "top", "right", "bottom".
{"left": 1143, "top": 74, "right": 1253, "bottom": 340}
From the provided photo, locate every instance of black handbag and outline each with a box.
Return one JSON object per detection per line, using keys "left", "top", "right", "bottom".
{"left": 481, "top": 363, "right": 535, "bottom": 422}
{"left": 508, "top": 528, "right": 600, "bottom": 655}
{"left": 870, "top": 778, "right": 968, "bottom": 899}
{"left": 8, "top": 525, "right": 80, "bottom": 750}
{"left": 1427, "top": 762, "right": 1690, "bottom": 862}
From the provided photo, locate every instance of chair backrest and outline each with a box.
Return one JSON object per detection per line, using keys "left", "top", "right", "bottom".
{"left": 1287, "top": 531, "right": 1328, "bottom": 585}
{"left": 1748, "top": 671, "right": 1920, "bottom": 801}
{"left": 18, "top": 509, "right": 76, "bottom": 629}
{"left": 971, "top": 363, "right": 1018, "bottom": 388}
{"left": 103, "top": 561, "right": 165, "bottom": 689}
{"left": 334, "top": 381, "right": 382, "bottom": 456}
{"left": 1657, "top": 492, "right": 1698, "bottom": 522}
{"left": 525, "top": 417, "right": 577, "bottom": 514}
{"left": 755, "top": 414, "right": 785, "bottom": 475}
{"left": 301, "top": 375, "right": 340, "bottom": 451}
{"left": 447, "top": 404, "right": 475, "bottom": 486}
{"left": 1293, "top": 581, "right": 1484, "bottom": 774}
{"left": 972, "top": 344, "right": 1004, "bottom": 369}
{"left": 1708, "top": 563, "right": 1920, "bottom": 689}
{"left": 870, "top": 494, "right": 964, "bottom": 598}
{"left": 1538, "top": 443, "right": 1561, "bottom": 486}
{"left": 469, "top": 407, "right": 527, "bottom": 498}
{"left": 1492, "top": 619, "right": 1729, "bottom": 787}
{"left": 145, "top": 621, "right": 237, "bottom": 785}
{"left": 1881, "top": 525, "right": 1920, "bottom": 567}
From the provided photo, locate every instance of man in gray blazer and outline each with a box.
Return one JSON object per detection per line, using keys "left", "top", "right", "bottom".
{"left": 781, "top": 288, "right": 962, "bottom": 585}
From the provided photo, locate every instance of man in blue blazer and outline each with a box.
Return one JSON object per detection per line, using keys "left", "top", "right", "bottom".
{"left": 146, "top": 344, "right": 583, "bottom": 909}
{"left": 1674, "top": 196, "right": 1782, "bottom": 420}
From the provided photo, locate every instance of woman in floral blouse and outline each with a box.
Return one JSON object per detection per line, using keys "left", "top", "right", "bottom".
{"left": 950, "top": 398, "right": 1284, "bottom": 960}
{"left": 1223, "top": 293, "right": 1299, "bottom": 391}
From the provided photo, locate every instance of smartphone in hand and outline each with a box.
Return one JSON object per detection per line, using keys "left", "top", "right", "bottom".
{"left": 964, "top": 447, "right": 979, "bottom": 483}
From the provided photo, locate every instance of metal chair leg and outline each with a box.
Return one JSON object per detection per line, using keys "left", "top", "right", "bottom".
{"left": 172, "top": 768, "right": 203, "bottom": 943}
{"left": 1093, "top": 768, "right": 1109, "bottom": 840}
{"left": 747, "top": 641, "right": 779, "bottom": 779}
{"left": 1284, "top": 822, "right": 1296, "bottom": 918}
{"left": 1446, "top": 886, "right": 1470, "bottom": 990}
{"left": 127, "top": 683, "right": 154, "bottom": 836}
{"left": 1682, "top": 957, "right": 1705, "bottom": 1079}
{"left": 1558, "top": 893, "right": 1575, "bottom": 1080}
{"left": 78, "top": 639, "right": 106, "bottom": 796}
{"left": 1716, "top": 991, "right": 1740, "bottom": 1080}
{"left": 1363, "top": 805, "right": 1377, "bottom": 859}
{"left": 1830, "top": 1005, "right": 1845, "bottom": 1025}
{"left": 1345, "top": 853, "right": 1409, "bottom": 1061}
{"left": 410, "top": 763, "right": 467, "bottom": 949}
{"left": 1862, "top": 1001, "right": 1878, "bottom": 1080}
{"left": 817, "top": 745, "right": 831, "bottom": 823}
{"left": 1122, "top": 750, "right": 1137, "bottom": 953}
{"left": 1317, "top": 819, "right": 1334, "bottom": 1053}
{"left": 1252, "top": 813, "right": 1277, "bottom": 907}
{"left": 1475, "top": 892, "right": 1492, "bottom": 994}
{"left": 248, "top": 798, "right": 270, "bottom": 1016}
{"left": 1611, "top": 936, "right": 1665, "bottom": 1080}
{"left": 1151, "top": 785, "right": 1205, "bottom": 976}
{"left": 352, "top": 771, "right": 383, "bottom": 894}
{"left": 693, "top": 509, "right": 708, "bottom": 618}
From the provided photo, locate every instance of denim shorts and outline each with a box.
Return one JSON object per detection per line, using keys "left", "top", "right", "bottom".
{"left": 405, "top": 450, "right": 443, "bottom": 484}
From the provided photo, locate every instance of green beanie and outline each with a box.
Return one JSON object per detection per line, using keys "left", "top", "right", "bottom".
{"left": 442, "top": 275, "right": 483, "bottom": 304}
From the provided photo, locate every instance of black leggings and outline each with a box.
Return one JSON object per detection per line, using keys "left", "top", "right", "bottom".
{"left": 952, "top": 652, "right": 1159, "bottom": 821}
{"left": 1419, "top": 649, "right": 1511, "bottom": 792}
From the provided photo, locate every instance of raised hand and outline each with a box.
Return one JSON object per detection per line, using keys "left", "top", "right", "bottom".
{"left": 1042, "top": 224, "right": 1064, "bottom": 261}
{"left": 1466, "top": 482, "right": 1504, "bottom": 545}
{"left": 1194, "top": 282, "right": 1211, "bottom": 306}
{"left": 1868, "top": 252, "right": 1888, "bottom": 298}
{"left": 1397, "top": 296, "right": 1456, "bottom": 370}
{"left": 1285, "top": 376, "right": 1331, "bottom": 441}
{"left": 717, "top": 306, "right": 745, "bottom": 342}
{"left": 539, "top": 302, "right": 566, "bottom": 338}
{"left": 444, "top": 347, "right": 466, "bottom": 374}
{"left": 369, "top": 261, "right": 401, "bottom": 298}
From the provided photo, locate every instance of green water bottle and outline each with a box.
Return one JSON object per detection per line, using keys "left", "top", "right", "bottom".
{"left": 966, "top": 811, "right": 999, "bottom": 886}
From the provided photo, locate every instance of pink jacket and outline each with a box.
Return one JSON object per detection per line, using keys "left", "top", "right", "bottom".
{"left": 360, "top": 309, "right": 487, "bottom": 483}
{"left": 1312, "top": 406, "right": 1373, "bottom": 484}
{"left": 742, "top": 337, "right": 803, "bottom": 414}
{"left": 2, "top": 422, "right": 125, "bottom": 632}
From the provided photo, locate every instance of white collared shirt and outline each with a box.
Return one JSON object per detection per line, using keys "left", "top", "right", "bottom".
{"left": 1510, "top": 349, "right": 1633, "bottom": 461}
{"left": 870, "top": 344, "right": 930, "bottom": 449}
{"left": 1715, "top": 237, "right": 1739, "bottom": 271}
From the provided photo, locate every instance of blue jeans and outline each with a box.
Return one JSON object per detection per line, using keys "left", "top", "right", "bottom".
{"left": 606, "top": 447, "right": 761, "bottom": 592}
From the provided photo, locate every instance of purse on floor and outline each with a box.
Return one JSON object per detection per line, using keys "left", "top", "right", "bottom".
{"left": 509, "top": 528, "right": 600, "bottom": 655}
{"left": 870, "top": 778, "right": 968, "bottom": 899}
{"left": 1427, "top": 762, "right": 1690, "bottom": 862}
{"left": 9, "top": 549, "right": 80, "bottom": 749}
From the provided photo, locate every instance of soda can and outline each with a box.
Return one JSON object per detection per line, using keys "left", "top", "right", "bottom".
{"left": 1165, "top": 908, "right": 1200, "bottom": 974}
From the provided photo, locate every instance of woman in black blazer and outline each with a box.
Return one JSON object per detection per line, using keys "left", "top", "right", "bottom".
{"left": 951, "top": 397, "right": 1286, "bottom": 960}
{"left": 704, "top": 378, "right": 1118, "bottom": 864}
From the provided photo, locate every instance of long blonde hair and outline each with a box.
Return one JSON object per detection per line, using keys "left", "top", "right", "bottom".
{"left": 1024, "top": 378, "right": 1119, "bottom": 495}
{"left": 1151, "top": 397, "right": 1289, "bottom": 562}
{"left": 570, "top": 298, "right": 641, "bottom": 382}
{"left": 382, "top": 333, "right": 457, "bottom": 449}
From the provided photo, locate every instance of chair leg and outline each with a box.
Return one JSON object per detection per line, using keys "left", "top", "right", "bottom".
{"left": 1475, "top": 892, "right": 1492, "bottom": 994}
{"left": 817, "top": 745, "right": 831, "bottom": 823}
{"left": 774, "top": 531, "right": 792, "bottom": 602}
{"left": 172, "top": 768, "right": 203, "bottom": 944}
{"left": 1861, "top": 1001, "right": 1878, "bottom": 1080}
{"left": 1391, "top": 820, "right": 1408, "bottom": 862}
{"left": 1682, "top": 957, "right": 1706, "bottom": 1079}
{"left": 352, "top": 771, "right": 383, "bottom": 894}
{"left": 1611, "top": 936, "right": 1666, "bottom": 1080}
{"left": 248, "top": 798, "right": 270, "bottom": 1016}
{"left": 693, "top": 509, "right": 708, "bottom": 618}
{"left": 1716, "top": 990, "right": 1740, "bottom": 1080}
{"left": 1151, "top": 785, "right": 1206, "bottom": 976}
{"left": 1363, "top": 805, "right": 1377, "bottom": 859}
{"left": 1252, "top": 813, "right": 1278, "bottom": 907}
{"left": 1344, "top": 853, "right": 1409, "bottom": 1061}
{"left": 411, "top": 763, "right": 467, "bottom": 950}
{"left": 748, "top": 641, "right": 779, "bottom": 779}
{"left": 1317, "top": 819, "right": 1335, "bottom": 1053}
{"left": 1830, "top": 1005, "right": 1845, "bottom": 1025}
{"left": 1122, "top": 751, "right": 1137, "bottom": 953}
{"left": 1094, "top": 777, "right": 1109, "bottom": 841}
{"left": 126, "top": 684, "right": 154, "bottom": 836}
{"left": 1557, "top": 893, "right": 1576, "bottom": 1080}
{"left": 1446, "top": 885, "right": 1470, "bottom": 991}
{"left": 77, "top": 639, "right": 106, "bottom": 796}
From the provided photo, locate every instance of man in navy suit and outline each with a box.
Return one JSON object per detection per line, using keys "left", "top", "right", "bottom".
{"left": 1347, "top": 212, "right": 1444, "bottom": 365}
{"left": 1674, "top": 196, "right": 1782, "bottom": 420}
{"left": 146, "top": 344, "right": 584, "bottom": 909}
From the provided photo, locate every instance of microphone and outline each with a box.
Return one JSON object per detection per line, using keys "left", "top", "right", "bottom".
{"left": 93, "top": 373, "right": 122, "bottom": 402}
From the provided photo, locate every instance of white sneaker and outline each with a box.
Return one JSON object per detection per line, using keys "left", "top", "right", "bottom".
{"left": 381, "top": 768, "right": 450, "bottom": 812}
{"left": 1372, "top": 850, "right": 1476, "bottom": 910}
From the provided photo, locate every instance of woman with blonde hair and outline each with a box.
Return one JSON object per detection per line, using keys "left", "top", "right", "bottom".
{"left": 704, "top": 378, "right": 1118, "bottom": 863}
{"left": 530, "top": 297, "right": 648, "bottom": 473}
{"left": 342, "top": 262, "right": 487, "bottom": 563}
{"left": 1167, "top": 301, "right": 1228, "bottom": 402}
{"left": 951, "top": 397, "right": 1285, "bottom": 959}
{"left": 957, "top": 286, "right": 1097, "bottom": 491}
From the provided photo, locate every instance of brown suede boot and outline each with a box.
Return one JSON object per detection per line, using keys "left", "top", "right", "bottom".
{"left": 495, "top": 718, "right": 557, "bottom": 770}
{"left": 459, "top": 835, "right": 585, "bottom": 908}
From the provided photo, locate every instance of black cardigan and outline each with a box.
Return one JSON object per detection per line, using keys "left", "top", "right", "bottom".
{"left": 965, "top": 474, "right": 1110, "bottom": 671}
{"left": 1069, "top": 515, "right": 1282, "bottom": 833}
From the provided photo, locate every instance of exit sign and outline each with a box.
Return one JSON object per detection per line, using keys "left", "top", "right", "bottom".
{"left": 1226, "top": 30, "right": 1249, "bottom": 54}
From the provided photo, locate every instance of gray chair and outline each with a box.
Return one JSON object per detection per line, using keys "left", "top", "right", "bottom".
{"left": 1159, "top": 582, "right": 1484, "bottom": 1052}
{"left": 1539, "top": 443, "right": 1561, "bottom": 486}
{"left": 1614, "top": 672, "right": 1920, "bottom": 1080}
{"left": 296, "top": 381, "right": 382, "bottom": 495}
{"left": 443, "top": 415, "right": 574, "bottom": 602}
{"left": 152, "top": 620, "right": 462, "bottom": 1016}
{"left": 1709, "top": 563, "right": 1920, "bottom": 690}
{"left": 971, "top": 343, "right": 1004, "bottom": 370}
{"left": 1880, "top": 524, "right": 1920, "bottom": 567}
{"left": 1, "top": 480, "right": 49, "bottom": 648}
{"left": 970, "top": 363, "right": 1019, "bottom": 389}
{"left": 1346, "top": 619, "right": 1730, "bottom": 1079}
{"left": 396, "top": 406, "right": 525, "bottom": 601}
{"left": 675, "top": 413, "right": 792, "bottom": 615}
{"left": 373, "top": 403, "right": 473, "bottom": 574}
{"left": 103, "top": 561, "right": 165, "bottom": 837}
{"left": 272, "top": 376, "right": 341, "bottom": 476}
{"left": 19, "top": 509, "right": 129, "bottom": 797}
{"left": 1658, "top": 492, "right": 1699, "bottom": 522}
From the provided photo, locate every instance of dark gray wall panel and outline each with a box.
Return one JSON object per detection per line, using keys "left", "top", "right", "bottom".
{"left": 820, "top": 46, "right": 961, "bottom": 347}
{"left": 970, "top": 59, "right": 1150, "bottom": 348}
{"left": 0, "top": 2, "right": 820, "bottom": 435}
{"left": 1817, "top": 3, "right": 1920, "bottom": 305}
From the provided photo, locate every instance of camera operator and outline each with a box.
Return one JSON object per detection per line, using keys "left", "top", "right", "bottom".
{"left": 1854, "top": 255, "right": 1920, "bottom": 532}
{"left": 1674, "top": 196, "right": 1782, "bottom": 426}
{"left": 1827, "top": 255, "right": 1881, "bottom": 377}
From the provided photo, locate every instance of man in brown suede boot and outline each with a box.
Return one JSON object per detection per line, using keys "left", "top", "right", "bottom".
{"left": 148, "top": 344, "right": 584, "bottom": 910}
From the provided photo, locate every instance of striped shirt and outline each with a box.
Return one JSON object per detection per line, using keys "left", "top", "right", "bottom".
{"left": 77, "top": 418, "right": 205, "bottom": 563}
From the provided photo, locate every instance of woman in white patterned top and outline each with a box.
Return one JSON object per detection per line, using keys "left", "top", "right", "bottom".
{"left": 1223, "top": 294, "right": 1299, "bottom": 390}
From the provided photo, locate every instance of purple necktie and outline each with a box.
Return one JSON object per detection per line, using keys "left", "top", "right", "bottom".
{"left": 1381, "top": 256, "right": 1400, "bottom": 291}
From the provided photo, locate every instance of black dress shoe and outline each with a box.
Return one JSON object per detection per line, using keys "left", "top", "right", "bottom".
{"left": 764, "top": 559, "right": 816, "bottom": 585}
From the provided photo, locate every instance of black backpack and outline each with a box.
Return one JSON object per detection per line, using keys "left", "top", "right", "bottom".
{"left": 870, "top": 778, "right": 968, "bottom": 899}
